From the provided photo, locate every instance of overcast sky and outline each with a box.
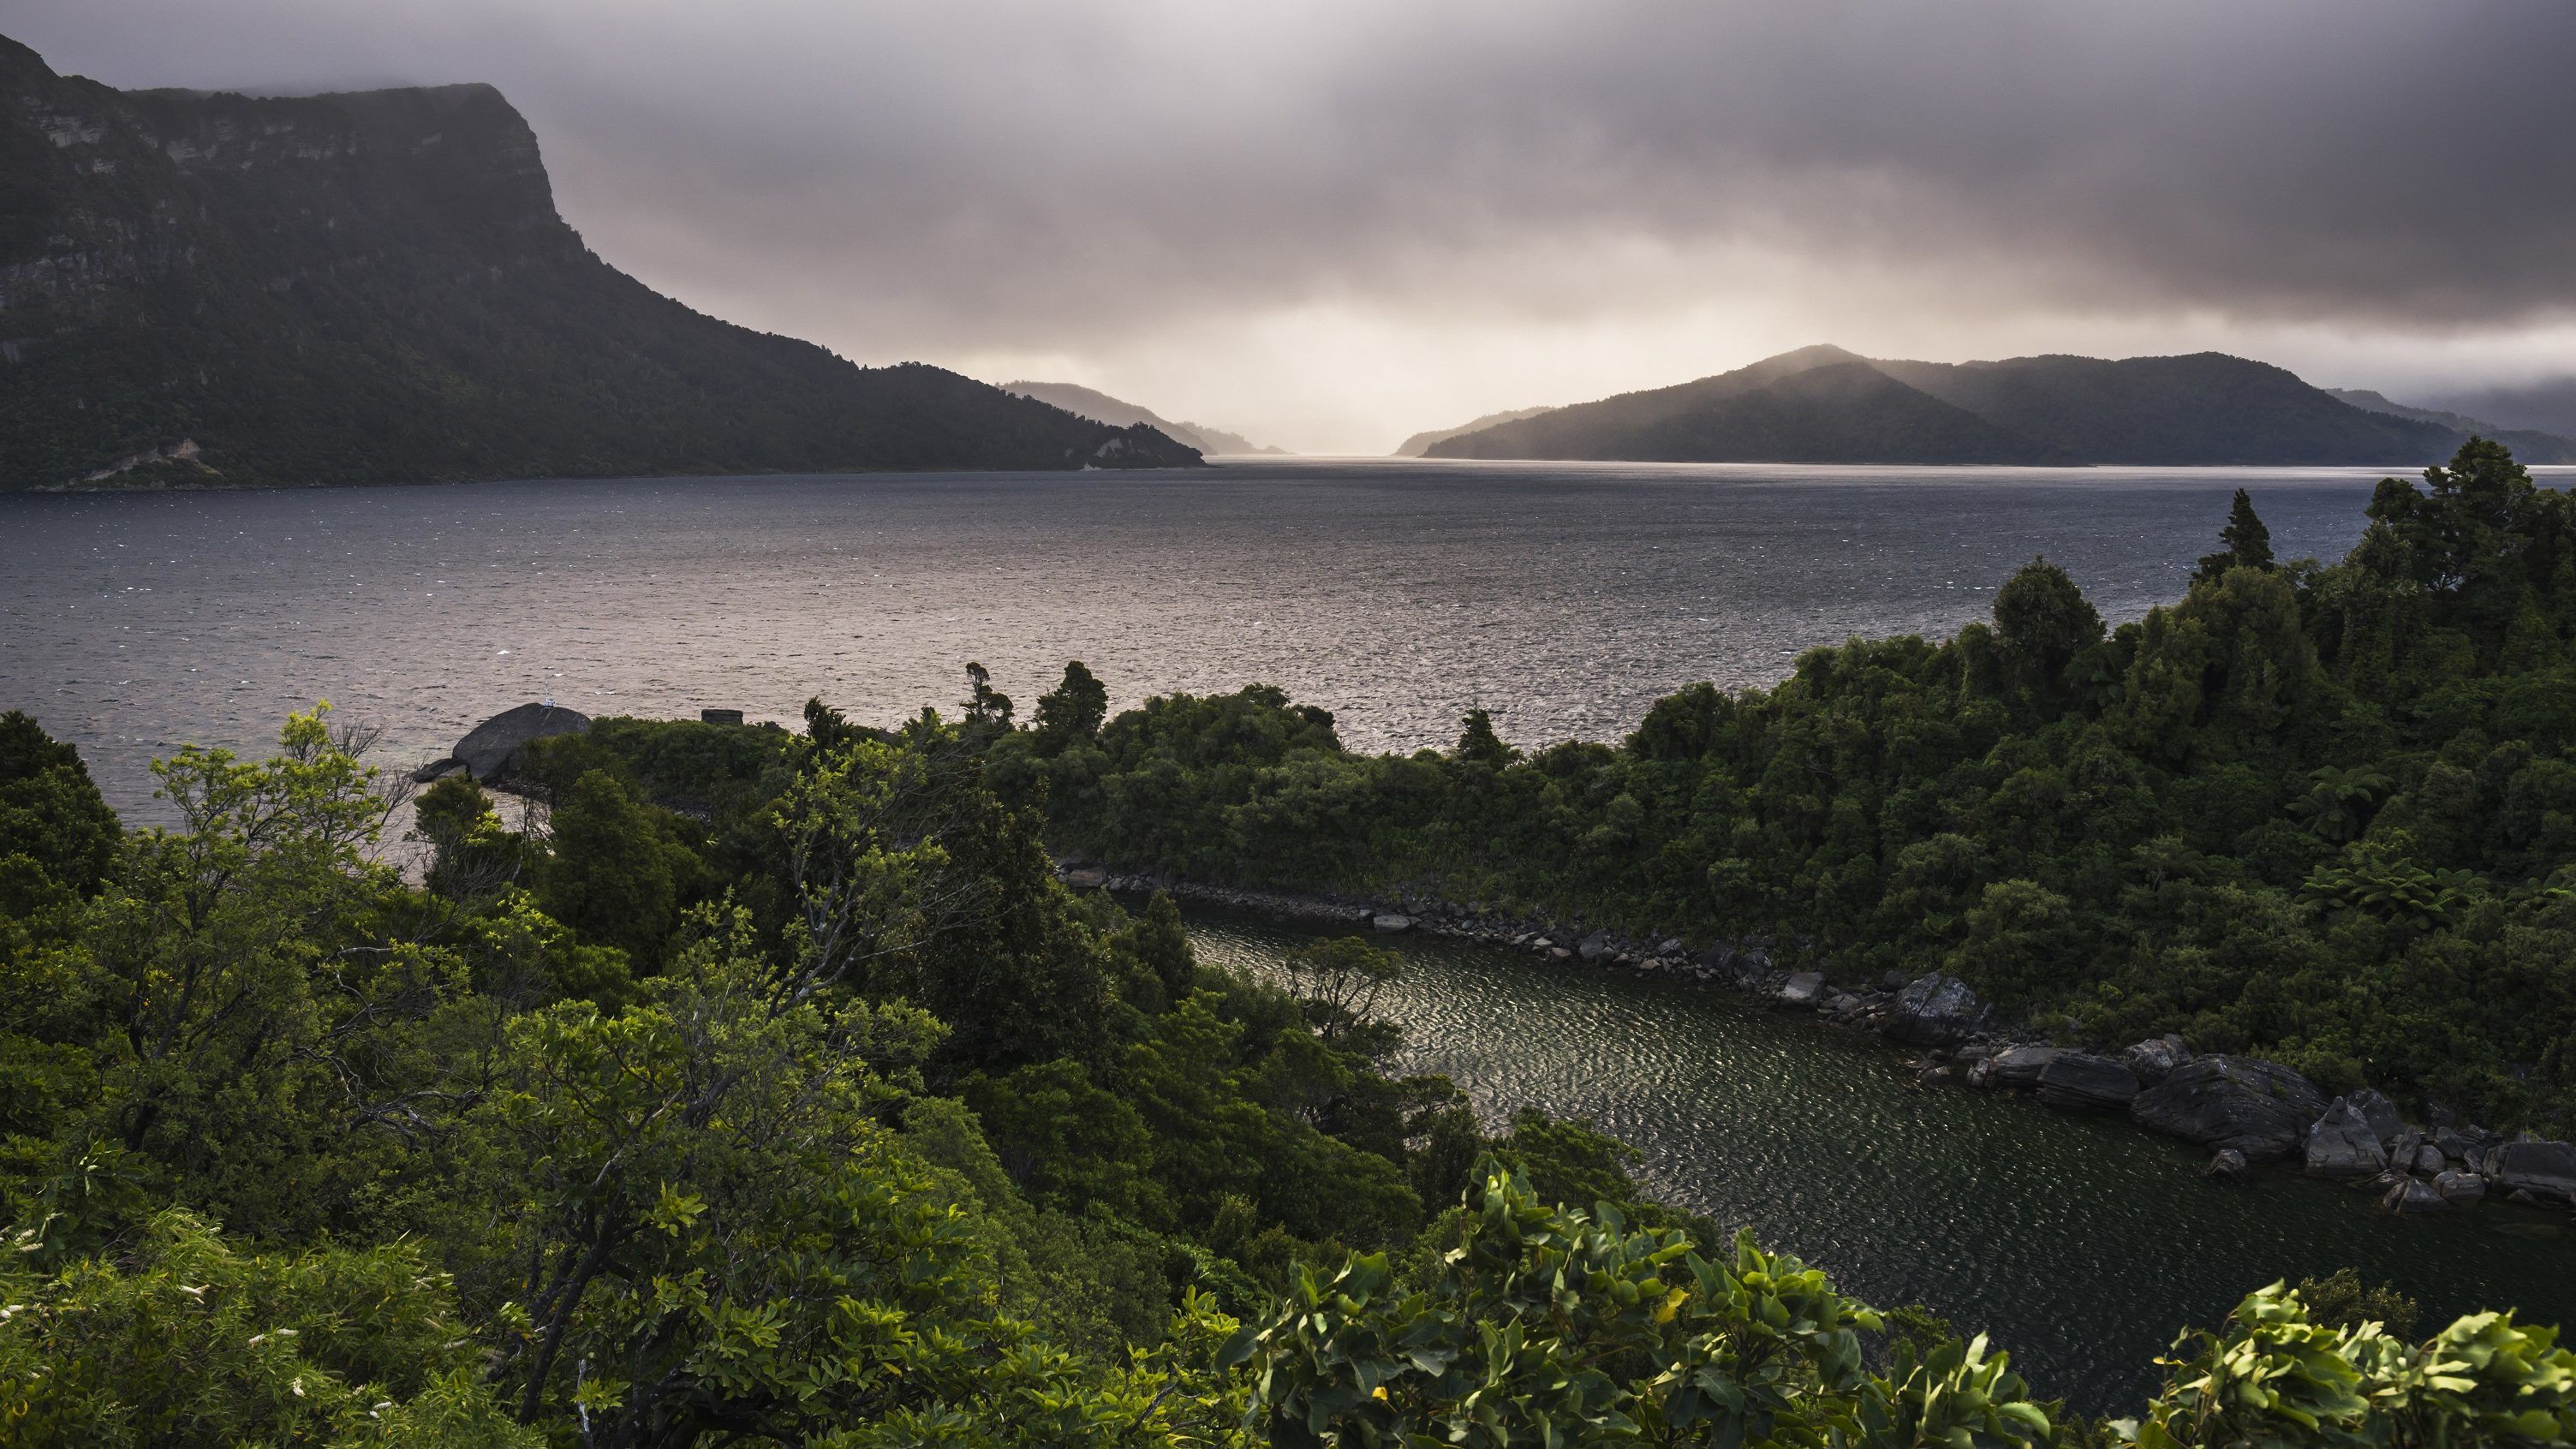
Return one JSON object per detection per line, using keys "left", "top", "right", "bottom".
{"left": 13, "top": 1, "right": 2573, "bottom": 452}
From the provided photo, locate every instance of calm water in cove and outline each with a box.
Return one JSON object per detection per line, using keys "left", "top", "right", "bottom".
{"left": 0, "top": 456, "right": 2468, "bottom": 818}
{"left": 8, "top": 458, "right": 2573, "bottom": 1411}
{"left": 1189, "top": 911, "right": 2576, "bottom": 1416}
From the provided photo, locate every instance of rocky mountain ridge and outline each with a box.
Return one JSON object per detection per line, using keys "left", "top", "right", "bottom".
{"left": 0, "top": 34, "right": 1198, "bottom": 489}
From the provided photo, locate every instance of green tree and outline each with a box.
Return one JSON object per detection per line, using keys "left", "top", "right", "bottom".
{"left": 0, "top": 710, "right": 121, "bottom": 915}
{"left": 536, "top": 769, "right": 701, "bottom": 969}
{"left": 1035, "top": 659, "right": 1112, "bottom": 751}
{"left": 0, "top": 1210, "right": 534, "bottom": 1446}
{"left": 2193, "top": 488, "right": 2275, "bottom": 582}
{"left": 1227, "top": 1161, "right": 2053, "bottom": 1449}
{"left": 1993, "top": 558, "right": 2105, "bottom": 699}
{"left": 1455, "top": 707, "right": 1518, "bottom": 766}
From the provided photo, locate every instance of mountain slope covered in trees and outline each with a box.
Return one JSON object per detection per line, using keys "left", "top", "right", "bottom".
{"left": 1428, "top": 344, "right": 2490, "bottom": 466}
{"left": 0, "top": 35, "right": 1197, "bottom": 490}
{"left": 1006, "top": 380, "right": 1285, "bottom": 456}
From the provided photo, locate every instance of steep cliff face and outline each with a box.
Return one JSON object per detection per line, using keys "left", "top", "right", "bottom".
{"left": 0, "top": 36, "right": 1197, "bottom": 487}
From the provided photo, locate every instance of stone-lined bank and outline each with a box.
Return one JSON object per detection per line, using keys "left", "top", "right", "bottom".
{"left": 1062, "top": 862, "right": 2576, "bottom": 1219}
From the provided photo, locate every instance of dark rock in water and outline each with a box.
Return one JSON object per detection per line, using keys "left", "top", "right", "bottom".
{"left": 410, "top": 756, "right": 465, "bottom": 784}
{"left": 1777, "top": 971, "right": 1827, "bottom": 1008}
{"left": 1577, "top": 930, "right": 1615, "bottom": 963}
{"left": 2412, "top": 1144, "right": 2446, "bottom": 1176}
{"left": 1972, "top": 1045, "right": 2066, "bottom": 1089}
{"left": 2435, "top": 1169, "right": 2487, "bottom": 1207}
{"left": 699, "top": 707, "right": 745, "bottom": 724}
{"left": 2132, "top": 1056, "right": 2327, "bottom": 1160}
{"left": 2036, "top": 1052, "right": 2141, "bottom": 1112}
{"left": 2306, "top": 1096, "right": 2392, "bottom": 1178}
{"left": 1882, "top": 973, "right": 1983, "bottom": 1046}
{"left": 2382, "top": 1178, "right": 2449, "bottom": 1214}
{"left": 2202, "top": 1148, "right": 2251, "bottom": 1184}
{"left": 2343, "top": 1087, "right": 2404, "bottom": 1146}
{"left": 2119, "top": 1035, "right": 2191, "bottom": 1085}
{"left": 455, "top": 702, "right": 592, "bottom": 782}
{"left": 2434, "top": 1125, "right": 2479, "bottom": 1162}
{"left": 2492, "top": 1141, "right": 2576, "bottom": 1203}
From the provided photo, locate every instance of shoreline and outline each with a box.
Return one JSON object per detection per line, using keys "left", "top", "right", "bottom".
{"left": 1068, "top": 862, "right": 2576, "bottom": 1219}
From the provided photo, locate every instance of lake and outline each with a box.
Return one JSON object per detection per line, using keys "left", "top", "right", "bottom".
{"left": 0, "top": 457, "right": 2461, "bottom": 820}
{"left": 1188, "top": 909, "right": 2576, "bottom": 1416}
{"left": 8, "top": 456, "right": 2572, "bottom": 1412}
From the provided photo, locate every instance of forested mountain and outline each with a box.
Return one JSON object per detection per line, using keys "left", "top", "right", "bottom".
{"left": 1428, "top": 348, "right": 2070, "bottom": 464}
{"left": 0, "top": 35, "right": 1198, "bottom": 490}
{"left": 1428, "top": 345, "right": 2491, "bottom": 466}
{"left": 1392, "top": 404, "right": 1554, "bottom": 457}
{"left": 2324, "top": 388, "right": 2576, "bottom": 464}
{"left": 1875, "top": 353, "right": 2474, "bottom": 466}
{"left": 1006, "top": 380, "right": 1285, "bottom": 455}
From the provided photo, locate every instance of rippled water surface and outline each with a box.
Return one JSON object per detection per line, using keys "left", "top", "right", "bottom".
{"left": 0, "top": 457, "right": 2459, "bottom": 817}
{"left": 1189, "top": 912, "right": 2576, "bottom": 1414}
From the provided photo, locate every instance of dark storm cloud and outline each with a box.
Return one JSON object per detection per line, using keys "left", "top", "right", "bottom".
{"left": 9, "top": 1, "right": 2572, "bottom": 444}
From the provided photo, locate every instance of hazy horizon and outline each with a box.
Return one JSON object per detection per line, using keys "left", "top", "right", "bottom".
{"left": 15, "top": 1, "right": 2571, "bottom": 453}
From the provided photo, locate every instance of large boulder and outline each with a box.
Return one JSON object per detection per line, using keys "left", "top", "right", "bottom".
{"left": 2305, "top": 1097, "right": 2390, "bottom": 1178}
{"left": 2435, "top": 1170, "right": 2487, "bottom": 1208}
{"left": 1971, "top": 1046, "right": 2067, "bottom": 1089}
{"left": 2491, "top": 1141, "right": 2576, "bottom": 1204}
{"left": 2036, "top": 1052, "right": 2141, "bottom": 1112}
{"left": 1881, "top": 974, "right": 1983, "bottom": 1046}
{"left": 454, "top": 702, "right": 592, "bottom": 783}
{"left": 2119, "top": 1035, "right": 2191, "bottom": 1085}
{"left": 2382, "top": 1178, "right": 2449, "bottom": 1214}
{"left": 2131, "top": 1056, "right": 2327, "bottom": 1160}
{"left": 1776, "top": 971, "right": 1827, "bottom": 1008}
{"left": 2342, "top": 1087, "right": 2403, "bottom": 1146}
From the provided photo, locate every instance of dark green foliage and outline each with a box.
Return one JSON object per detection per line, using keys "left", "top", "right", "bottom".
{"left": 534, "top": 769, "right": 703, "bottom": 969}
{"left": 0, "top": 38, "right": 1198, "bottom": 490}
{"left": 2194, "top": 489, "right": 2276, "bottom": 581}
{"left": 1455, "top": 707, "right": 1518, "bottom": 765}
{"left": 3, "top": 613, "right": 2570, "bottom": 1440}
{"left": 1006, "top": 440, "right": 2576, "bottom": 1129}
{"left": 0, "top": 709, "right": 121, "bottom": 915}
{"left": 2292, "top": 1268, "right": 2421, "bottom": 1338}
{"left": 1035, "top": 659, "right": 1112, "bottom": 751}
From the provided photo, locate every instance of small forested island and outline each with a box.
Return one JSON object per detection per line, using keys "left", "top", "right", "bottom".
{"left": 5, "top": 440, "right": 2576, "bottom": 1445}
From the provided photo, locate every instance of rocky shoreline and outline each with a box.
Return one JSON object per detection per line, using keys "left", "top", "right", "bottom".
{"left": 1065, "top": 862, "right": 2576, "bottom": 1220}
{"left": 414, "top": 701, "right": 2576, "bottom": 1223}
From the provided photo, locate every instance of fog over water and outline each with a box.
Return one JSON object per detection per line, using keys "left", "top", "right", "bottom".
{"left": 0, "top": 458, "right": 2485, "bottom": 820}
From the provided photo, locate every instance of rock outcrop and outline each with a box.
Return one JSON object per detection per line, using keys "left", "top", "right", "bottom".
{"left": 2305, "top": 1096, "right": 2391, "bottom": 1178}
{"left": 2130, "top": 1056, "right": 2326, "bottom": 1160}
{"left": 1777, "top": 971, "right": 1827, "bottom": 1008}
{"left": 2035, "top": 1052, "right": 2141, "bottom": 1112}
{"left": 1881, "top": 974, "right": 1983, "bottom": 1046}
{"left": 2119, "top": 1035, "right": 2191, "bottom": 1085}
{"left": 454, "top": 702, "right": 592, "bottom": 783}
{"left": 1970, "top": 1046, "right": 2066, "bottom": 1089}
{"left": 2492, "top": 1141, "right": 2576, "bottom": 1204}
